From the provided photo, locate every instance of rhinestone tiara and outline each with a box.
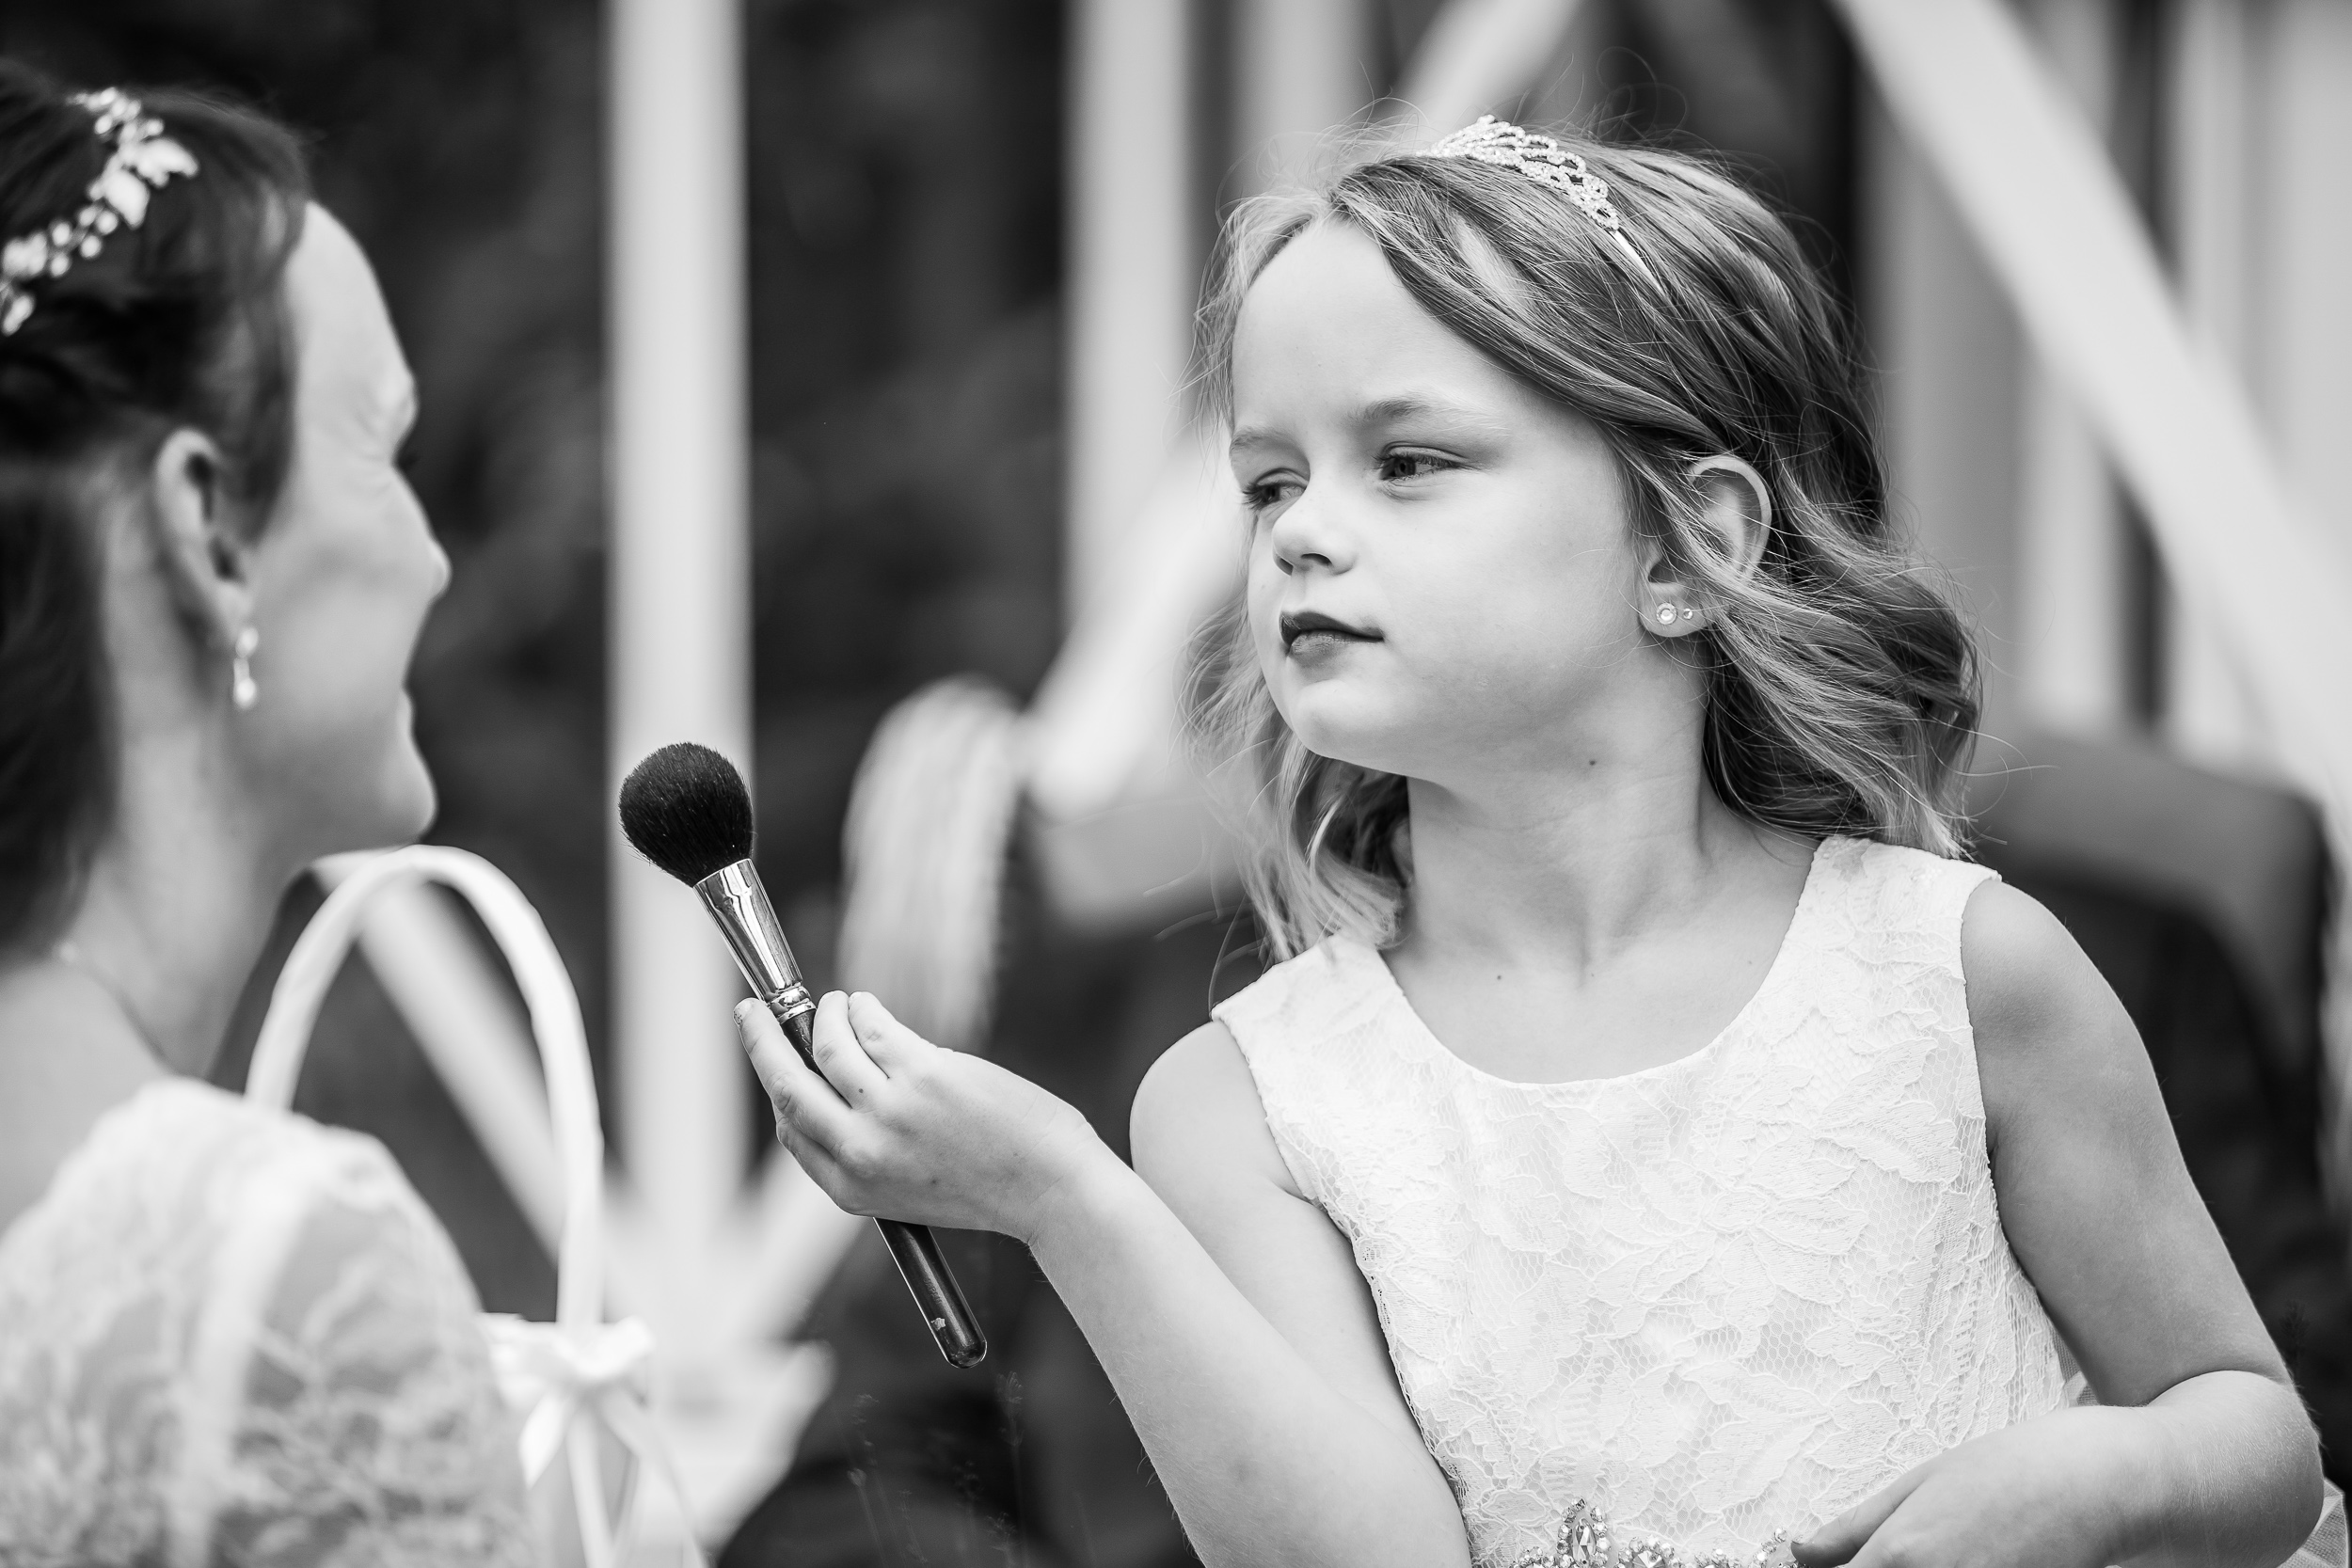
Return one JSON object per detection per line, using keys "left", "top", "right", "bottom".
{"left": 1427, "top": 116, "right": 1660, "bottom": 291}
{"left": 1, "top": 88, "right": 200, "bottom": 337}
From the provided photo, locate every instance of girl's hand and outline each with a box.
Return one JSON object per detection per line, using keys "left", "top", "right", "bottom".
{"left": 1793, "top": 1413, "right": 2132, "bottom": 1568}
{"left": 735, "top": 990, "right": 1114, "bottom": 1243}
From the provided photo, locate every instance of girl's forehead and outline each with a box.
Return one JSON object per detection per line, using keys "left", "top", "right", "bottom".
{"left": 1241, "top": 222, "right": 1422, "bottom": 340}
{"left": 1232, "top": 222, "right": 1517, "bottom": 423}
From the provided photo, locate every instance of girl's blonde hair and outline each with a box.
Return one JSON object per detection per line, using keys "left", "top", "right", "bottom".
{"left": 1189, "top": 129, "right": 1981, "bottom": 960}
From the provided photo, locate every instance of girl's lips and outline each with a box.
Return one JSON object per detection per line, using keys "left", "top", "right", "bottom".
{"left": 1279, "top": 611, "right": 1379, "bottom": 652}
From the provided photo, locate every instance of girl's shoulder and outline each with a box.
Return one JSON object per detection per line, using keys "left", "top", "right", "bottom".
{"left": 1814, "top": 833, "right": 2002, "bottom": 927}
{"left": 1135, "top": 936, "right": 1389, "bottom": 1206}
{"left": 1820, "top": 835, "right": 2095, "bottom": 1034}
{"left": 1957, "top": 876, "right": 2119, "bottom": 1063}
{"left": 1208, "top": 934, "right": 1394, "bottom": 1063}
{"left": 1133, "top": 1017, "right": 1298, "bottom": 1196}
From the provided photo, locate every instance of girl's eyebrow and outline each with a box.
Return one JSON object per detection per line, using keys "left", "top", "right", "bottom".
{"left": 1229, "top": 424, "right": 1286, "bottom": 461}
{"left": 1352, "top": 394, "right": 1504, "bottom": 433}
{"left": 1230, "top": 395, "right": 1506, "bottom": 461}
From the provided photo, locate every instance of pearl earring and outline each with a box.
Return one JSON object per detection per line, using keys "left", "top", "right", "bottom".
{"left": 230, "top": 625, "right": 260, "bottom": 711}
{"left": 1655, "top": 604, "right": 1677, "bottom": 626}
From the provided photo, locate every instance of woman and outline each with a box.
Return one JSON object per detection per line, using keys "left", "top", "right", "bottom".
{"left": 0, "top": 63, "right": 533, "bottom": 1561}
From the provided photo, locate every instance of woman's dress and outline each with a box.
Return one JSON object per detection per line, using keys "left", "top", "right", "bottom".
{"left": 0, "top": 1075, "right": 533, "bottom": 1566}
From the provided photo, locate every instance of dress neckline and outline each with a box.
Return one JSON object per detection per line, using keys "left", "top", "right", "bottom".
{"left": 1335, "top": 836, "right": 1834, "bottom": 1093}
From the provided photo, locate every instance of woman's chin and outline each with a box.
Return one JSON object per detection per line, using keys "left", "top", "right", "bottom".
{"left": 320, "top": 743, "right": 438, "bottom": 857}
{"left": 375, "top": 747, "right": 440, "bottom": 845}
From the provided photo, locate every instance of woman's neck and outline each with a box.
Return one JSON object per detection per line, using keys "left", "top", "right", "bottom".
{"left": 60, "top": 728, "right": 288, "bottom": 1079}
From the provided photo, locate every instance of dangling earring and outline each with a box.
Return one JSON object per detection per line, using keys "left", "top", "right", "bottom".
{"left": 1655, "top": 603, "right": 1677, "bottom": 626}
{"left": 230, "top": 625, "right": 260, "bottom": 711}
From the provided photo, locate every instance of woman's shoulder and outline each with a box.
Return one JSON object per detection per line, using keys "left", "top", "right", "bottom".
{"left": 19, "top": 1075, "right": 424, "bottom": 1237}
{"left": 0, "top": 1071, "right": 486, "bottom": 1359}
{"left": 0, "top": 1076, "right": 530, "bottom": 1563}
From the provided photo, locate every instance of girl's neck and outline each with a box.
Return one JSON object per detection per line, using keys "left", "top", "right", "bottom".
{"left": 1395, "top": 730, "right": 1790, "bottom": 974}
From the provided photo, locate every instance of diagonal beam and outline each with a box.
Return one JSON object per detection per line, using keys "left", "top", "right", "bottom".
{"left": 1832, "top": 0, "right": 2352, "bottom": 1107}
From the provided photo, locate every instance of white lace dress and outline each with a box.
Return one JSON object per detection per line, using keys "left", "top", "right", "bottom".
{"left": 0, "top": 1076, "right": 534, "bottom": 1567}
{"left": 1216, "top": 836, "right": 2341, "bottom": 1567}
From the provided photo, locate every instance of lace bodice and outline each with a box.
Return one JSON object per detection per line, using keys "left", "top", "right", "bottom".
{"left": 1215, "top": 837, "right": 2072, "bottom": 1566}
{"left": 0, "top": 1076, "right": 533, "bottom": 1567}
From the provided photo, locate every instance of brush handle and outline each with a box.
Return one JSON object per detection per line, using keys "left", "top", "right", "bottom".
{"left": 773, "top": 1001, "right": 988, "bottom": 1369}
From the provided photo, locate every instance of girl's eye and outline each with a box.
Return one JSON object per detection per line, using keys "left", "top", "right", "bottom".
{"left": 1377, "top": 449, "right": 1454, "bottom": 484}
{"left": 1242, "top": 476, "right": 1300, "bottom": 515}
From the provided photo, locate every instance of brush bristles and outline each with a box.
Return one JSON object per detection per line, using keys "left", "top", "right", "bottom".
{"left": 618, "top": 742, "right": 755, "bottom": 885}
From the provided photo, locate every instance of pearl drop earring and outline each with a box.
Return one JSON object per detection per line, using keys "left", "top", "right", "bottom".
{"left": 230, "top": 625, "right": 260, "bottom": 711}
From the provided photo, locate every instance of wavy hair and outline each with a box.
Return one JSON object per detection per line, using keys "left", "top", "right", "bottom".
{"left": 1189, "top": 130, "right": 1980, "bottom": 960}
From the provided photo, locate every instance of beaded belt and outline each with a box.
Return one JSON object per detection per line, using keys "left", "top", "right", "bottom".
{"left": 1509, "top": 1500, "right": 1800, "bottom": 1568}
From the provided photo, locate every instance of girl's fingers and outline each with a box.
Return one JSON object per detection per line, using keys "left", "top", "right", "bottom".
{"left": 1792, "top": 1466, "right": 1922, "bottom": 1568}
{"left": 808, "top": 990, "right": 890, "bottom": 1104}
{"left": 735, "top": 1000, "right": 857, "bottom": 1153}
{"left": 847, "top": 990, "right": 936, "bottom": 1073}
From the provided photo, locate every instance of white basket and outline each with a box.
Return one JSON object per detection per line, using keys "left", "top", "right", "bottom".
{"left": 246, "top": 844, "right": 700, "bottom": 1568}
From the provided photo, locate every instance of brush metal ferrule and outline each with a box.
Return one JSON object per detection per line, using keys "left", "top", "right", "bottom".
{"left": 694, "top": 860, "right": 814, "bottom": 1019}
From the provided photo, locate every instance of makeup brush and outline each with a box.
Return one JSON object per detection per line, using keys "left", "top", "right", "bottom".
{"left": 619, "top": 742, "right": 986, "bottom": 1369}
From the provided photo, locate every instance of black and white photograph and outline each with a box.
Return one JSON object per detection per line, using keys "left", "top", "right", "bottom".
{"left": 2, "top": 1, "right": 2349, "bottom": 1564}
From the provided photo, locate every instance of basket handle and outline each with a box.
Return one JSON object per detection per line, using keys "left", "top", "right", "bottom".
{"left": 247, "top": 846, "right": 606, "bottom": 1328}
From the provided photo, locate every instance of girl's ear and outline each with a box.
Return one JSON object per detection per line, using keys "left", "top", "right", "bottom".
{"left": 144, "top": 427, "right": 255, "bottom": 661}
{"left": 1637, "top": 454, "right": 1772, "bottom": 638}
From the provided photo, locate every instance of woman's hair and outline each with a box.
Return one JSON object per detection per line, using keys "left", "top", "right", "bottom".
{"left": 0, "top": 61, "right": 310, "bottom": 952}
{"left": 1190, "top": 128, "right": 1980, "bottom": 959}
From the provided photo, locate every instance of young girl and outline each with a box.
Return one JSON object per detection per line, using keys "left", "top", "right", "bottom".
{"left": 736, "top": 119, "right": 2330, "bottom": 1568}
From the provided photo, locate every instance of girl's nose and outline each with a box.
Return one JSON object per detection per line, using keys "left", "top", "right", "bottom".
{"left": 1267, "top": 485, "right": 1352, "bottom": 576}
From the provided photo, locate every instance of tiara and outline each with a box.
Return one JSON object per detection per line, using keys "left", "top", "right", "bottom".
{"left": 1, "top": 88, "right": 199, "bottom": 336}
{"left": 1428, "top": 116, "right": 1660, "bottom": 290}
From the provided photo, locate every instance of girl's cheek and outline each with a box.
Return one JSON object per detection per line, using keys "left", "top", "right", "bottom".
{"left": 1244, "top": 556, "right": 1286, "bottom": 664}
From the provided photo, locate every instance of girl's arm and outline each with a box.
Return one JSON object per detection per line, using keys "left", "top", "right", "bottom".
{"left": 1802, "top": 882, "right": 2324, "bottom": 1568}
{"left": 736, "top": 991, "right": 1471, "bottom": 1568}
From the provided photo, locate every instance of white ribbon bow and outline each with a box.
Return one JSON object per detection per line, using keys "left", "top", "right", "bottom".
{"left": 482, "top": 1314, "right": 709, "bottom": 1568}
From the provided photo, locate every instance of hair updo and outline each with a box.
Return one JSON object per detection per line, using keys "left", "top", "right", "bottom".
{"left": 0, "top": 61, "right": 310, "bottom": 953}
{"left": 1190, "top": 128, "right": 1981, "bottom": 960}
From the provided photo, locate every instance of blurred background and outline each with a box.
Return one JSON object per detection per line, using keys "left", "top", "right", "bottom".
{"left": 4, "top": 0, "right": 2349, "bottom": 1561}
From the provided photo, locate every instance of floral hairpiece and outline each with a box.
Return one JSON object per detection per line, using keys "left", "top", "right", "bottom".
{"left": 1428, "top": 116, "right": 1661, "bottom": 291}
{"left": 0, "top": 88, "right": 199, "bottom": 336}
